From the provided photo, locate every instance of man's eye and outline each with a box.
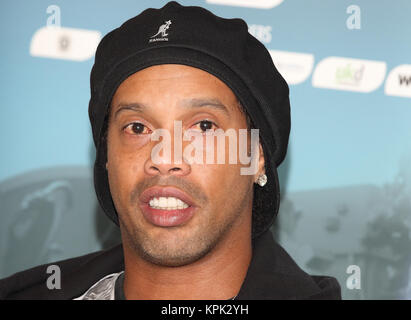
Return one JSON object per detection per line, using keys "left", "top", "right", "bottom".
{"left": 194, "top": 120, "right": 217, "bottom": 132}
{"left": 124, "top": 122, "right": 151, "bottom": 135}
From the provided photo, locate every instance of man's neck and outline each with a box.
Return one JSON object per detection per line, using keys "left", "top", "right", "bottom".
{"left": 121, "top": 225, "right": 252, "bottom": 300}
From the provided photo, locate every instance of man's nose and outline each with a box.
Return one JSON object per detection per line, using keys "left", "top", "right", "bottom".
{"left": 144, "top": 137, "right": 192, "bottom": 177}
{"left": 144, "top": 154, "right": 191, "bottom": 176}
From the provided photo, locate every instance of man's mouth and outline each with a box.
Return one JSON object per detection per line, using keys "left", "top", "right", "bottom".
{"left": 148, "top": 196, "right": 190, "bottom": 210}
{"left": 139, "top": 186, "right": 196, "bottom": 227}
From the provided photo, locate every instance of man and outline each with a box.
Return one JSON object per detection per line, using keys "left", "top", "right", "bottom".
{"left": 0, "top": 1, "right": 341, "bottom": 299}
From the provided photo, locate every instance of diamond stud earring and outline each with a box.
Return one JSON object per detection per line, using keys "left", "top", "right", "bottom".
{"left": 256, "top": 174, "right": 267, "bottom": 187}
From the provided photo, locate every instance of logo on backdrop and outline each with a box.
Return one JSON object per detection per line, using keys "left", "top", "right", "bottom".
{"left": 205, "top": 0, "right": 284, "bottom": 9}
{"left": 30, "top": 27, "right": 101, "bottom": 61}
{"left": 149, "top": 20, "right": 172, "bottom": 43}
{"left": 30, "top": 5, "right": 101, "bottom": 61}
{"left": 384, "top": 64, "right": 411, "bottom": 98}
{"left": 312, "top": 57, "right": 386, "bottom": 93}
{"left": 335, "top": 64, "right": 365, "bottom": 86}
{"left": 269, "top": 50, "right": 314, "bottom": 85}
{"left": 248, "top": 24, "right": 272, "bottom": 44}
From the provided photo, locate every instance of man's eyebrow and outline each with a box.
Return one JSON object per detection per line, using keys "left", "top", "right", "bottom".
{"left": 114, "top": 103, "right": 147, "bottom": 119}
{"left": 181, "top": 97, "right": 230, "bottom": 115}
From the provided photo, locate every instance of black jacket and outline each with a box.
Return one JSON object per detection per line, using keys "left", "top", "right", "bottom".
{"left": 0, "top": 230, "right": 341, "bottom": 299}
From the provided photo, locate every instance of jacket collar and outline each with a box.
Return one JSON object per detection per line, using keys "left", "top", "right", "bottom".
{"left": 236, "top": 229, "right": 341, "bottom": 299}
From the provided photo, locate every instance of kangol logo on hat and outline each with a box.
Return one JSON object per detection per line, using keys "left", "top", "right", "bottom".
{"left": 149, "top": 20, "right": 172, "bottom": 43}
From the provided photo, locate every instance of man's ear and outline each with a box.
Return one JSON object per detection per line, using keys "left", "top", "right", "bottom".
{"left": 254, "top": 143, "right": 265, "bottom": 182}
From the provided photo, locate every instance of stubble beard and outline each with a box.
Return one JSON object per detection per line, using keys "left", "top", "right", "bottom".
{"left": 120, "top": 201, "right": 246, "bottom": 268}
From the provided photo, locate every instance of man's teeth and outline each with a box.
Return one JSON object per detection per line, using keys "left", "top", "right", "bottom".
{"left": 149, "top": 197, "right": 189, "bottom": 210}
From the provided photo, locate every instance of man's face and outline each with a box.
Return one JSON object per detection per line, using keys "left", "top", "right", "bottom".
{"left": 106, "top": 64, "right": 262, "bottom": 267}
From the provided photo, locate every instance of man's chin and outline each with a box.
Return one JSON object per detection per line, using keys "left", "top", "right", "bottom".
{"left": 132, "top": 227, "right": 220, "bottom": 267}
{"left": 139, "top": 249, "right": 209, "bottom": 267}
